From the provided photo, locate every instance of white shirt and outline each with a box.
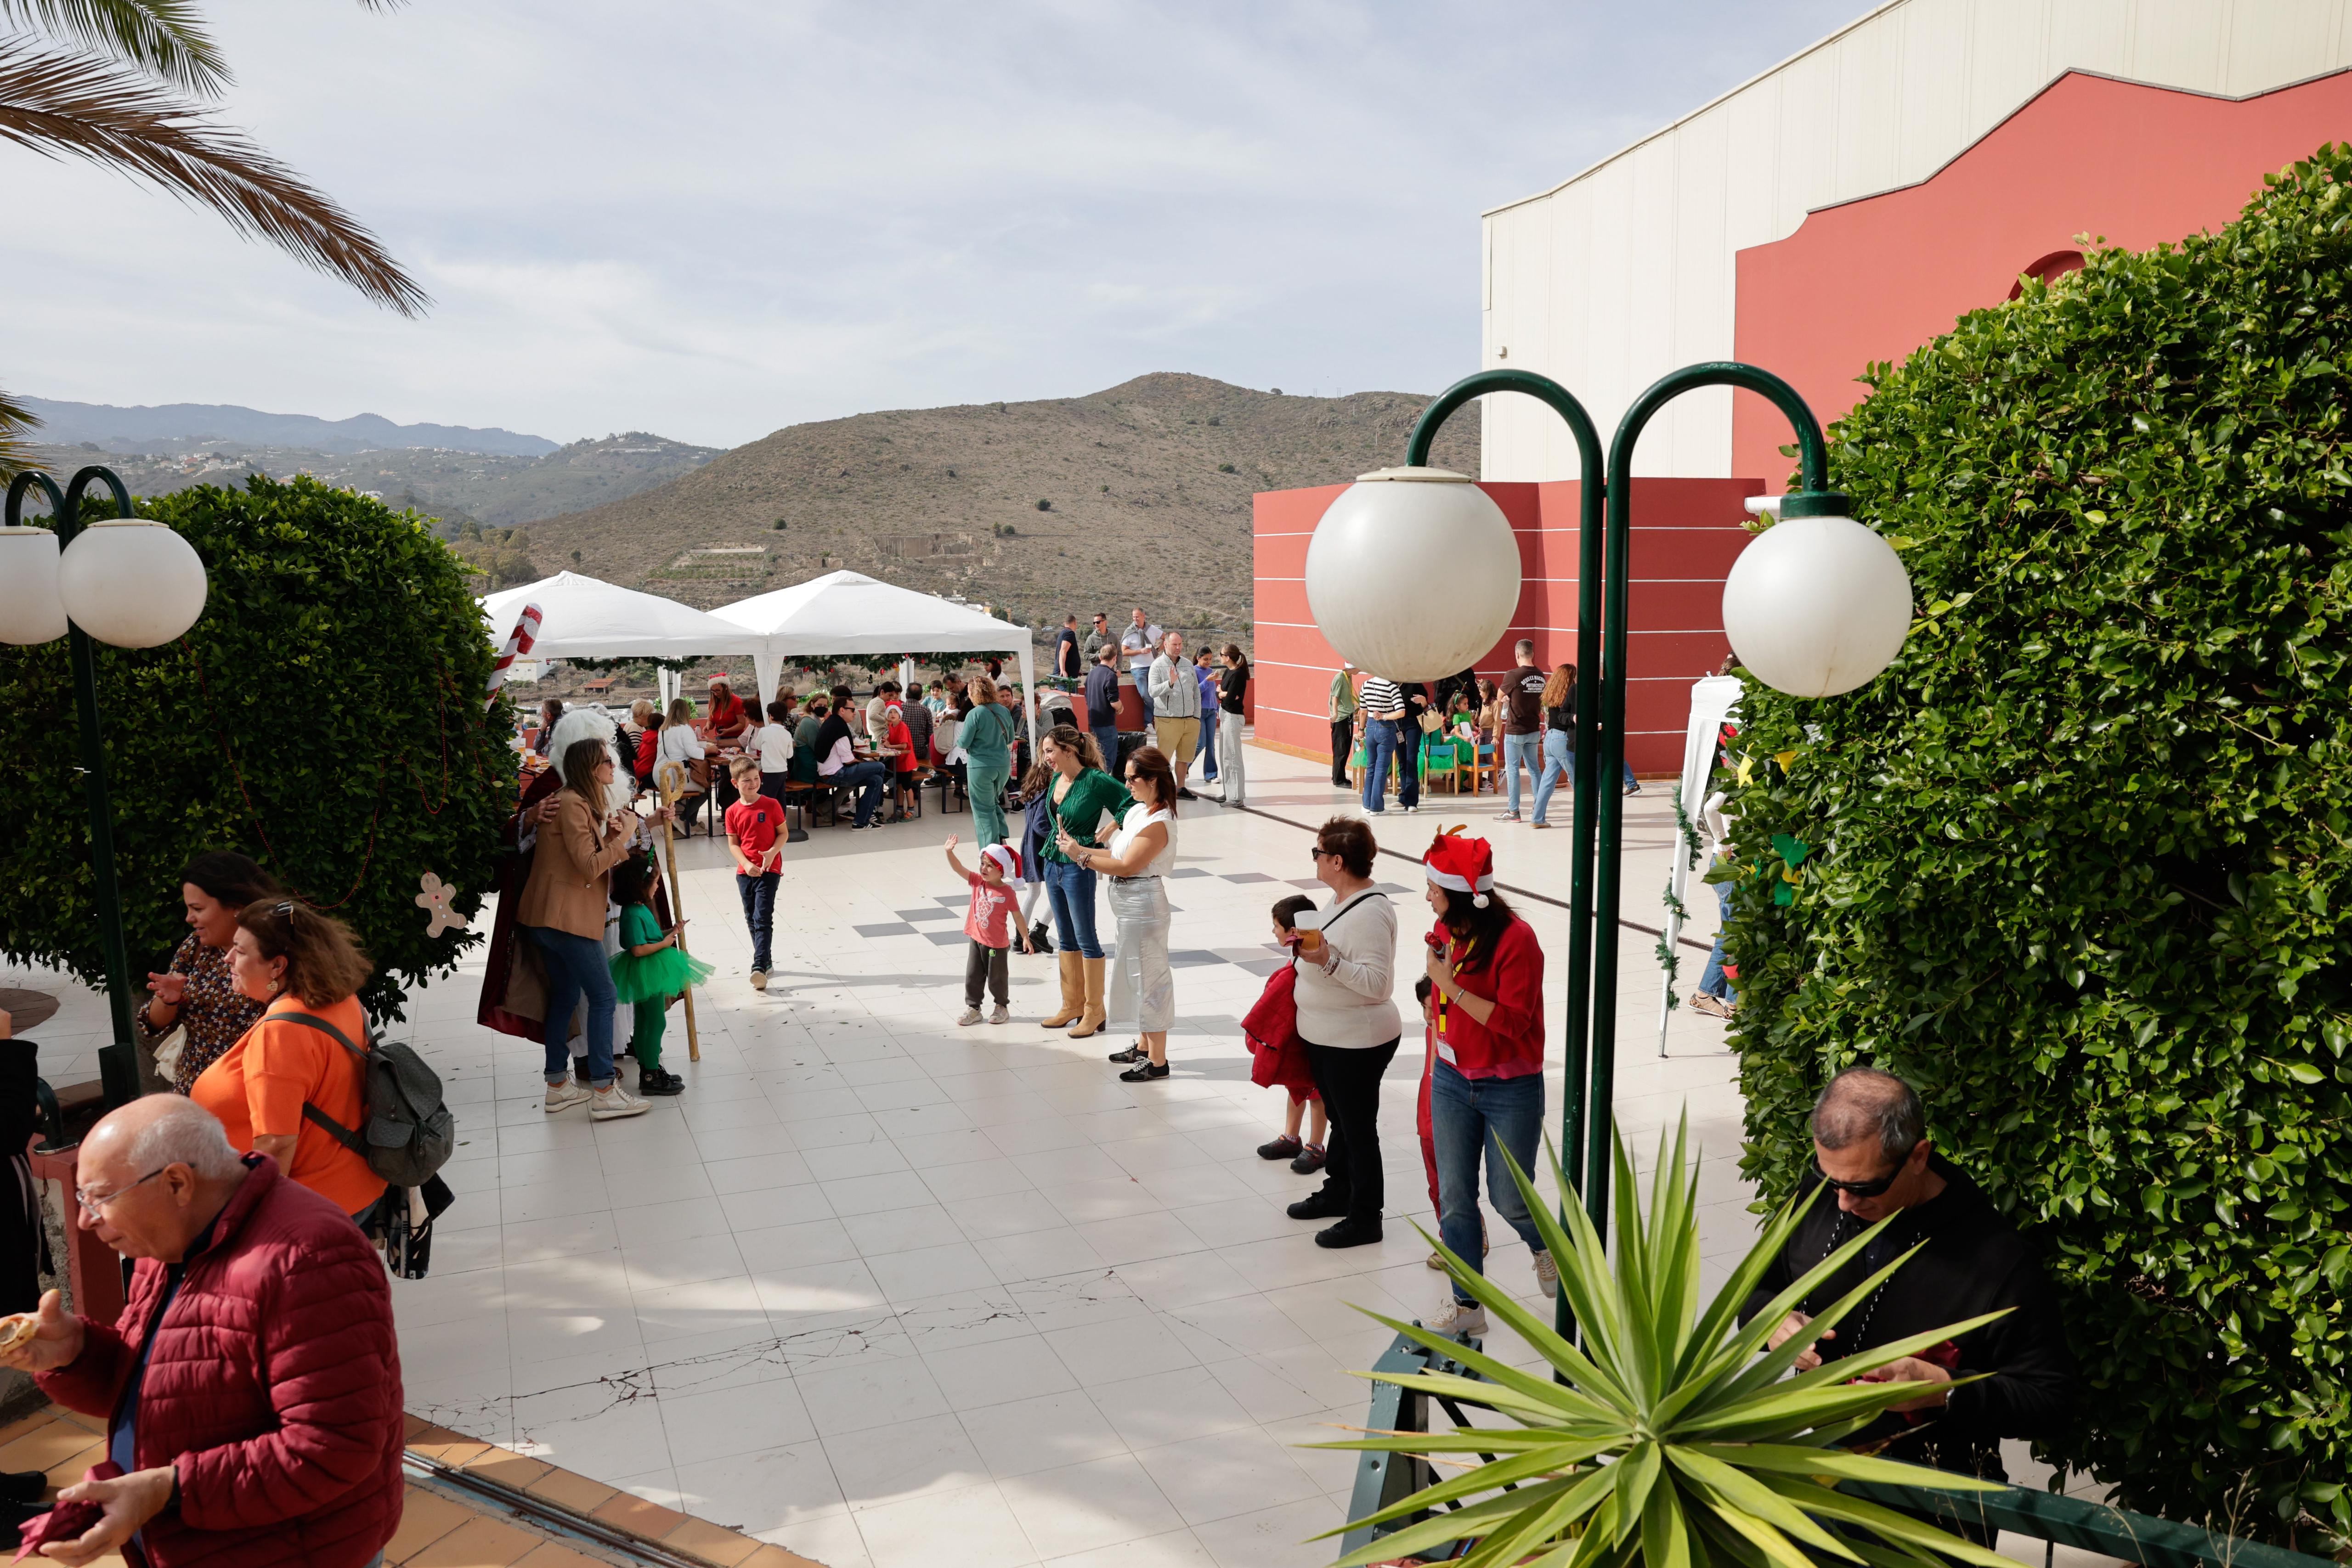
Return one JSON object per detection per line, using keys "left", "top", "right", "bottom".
{"left": 1291, "top": 888, "right": 1401, "bottom": 1049}
{"left": 1122, "top": 622, "right": 1163, "bottom": 673}
{"left": 1106, "top": 802, "right": 1176, "bottom": 879}
{"left": 752, "top": 722, "right": 794, "bottom": 774}
{"left": 656, "top": 725, "right": 705, "bottom": 766}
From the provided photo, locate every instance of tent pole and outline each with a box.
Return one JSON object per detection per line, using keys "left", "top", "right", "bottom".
{"left": 656, "top": 763, "right": 701, "bottom": 1063}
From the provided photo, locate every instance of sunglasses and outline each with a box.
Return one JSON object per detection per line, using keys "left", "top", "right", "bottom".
{"left": 1809, "top": 1151, "right": 1913, "bottom": 1199}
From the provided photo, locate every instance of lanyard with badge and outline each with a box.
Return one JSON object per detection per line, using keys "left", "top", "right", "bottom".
{"left": 1435, "top": 932, "right": 1479, "bottom": 1039}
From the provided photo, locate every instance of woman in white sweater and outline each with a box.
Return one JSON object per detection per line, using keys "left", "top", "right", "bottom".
{"left": 1284, "top": 816, "right": 1401, "bottom": 1248}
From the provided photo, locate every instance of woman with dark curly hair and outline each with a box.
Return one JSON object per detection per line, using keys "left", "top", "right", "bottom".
{"left": 138, "top": 851, "right": 282, "bottom": 1092}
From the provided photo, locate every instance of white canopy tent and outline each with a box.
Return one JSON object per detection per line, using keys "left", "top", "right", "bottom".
{"left": 479, "top": 572, "right": 761, "bottom": 660}
{"left": 712, "top": 570, "right": 1041, "bottom": 745}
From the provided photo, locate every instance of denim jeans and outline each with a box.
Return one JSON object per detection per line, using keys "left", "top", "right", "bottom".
{"left": 528, "top": 925, "right": 616, "bottom": 1088}
{"left": 737, "top": 869, "right": 779, "bottom": 972}
{"left": 1430, "top": 1060, "right": 1546, "bottom": 1302}
{"left": 1531, "top": 729, "right": 1572, "bottom": 825}
{"left": 1134, "top": 667, "right": 1155, "bottom": 724}
{"left": 827, "top": 759, "right": 889, "bottom": 827}
{"left": 1197, "top": 705, "right": 1217, "bottom": 780}
{"left": 1362, "top": 718, "right": 1400, "bottom": 813}
{"left": 1091, "top": 725, "right": 1120, "bottom": 773}
{"left": 1044, "top": 857, "right": 1102, "bottom": 958}
{"left": 1698, "top": 874, "right": 1736, "bottom": 1001}
{"left": 1502, "top": 732, "right": 1540, "bottom": 815}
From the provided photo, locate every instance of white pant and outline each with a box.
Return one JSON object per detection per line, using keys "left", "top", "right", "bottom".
{"left": 1218, "top": 710, "right": 1245, "bottom": 805}
{"left": 1104, "top": 875, "right": 1174, "bottom": 1031}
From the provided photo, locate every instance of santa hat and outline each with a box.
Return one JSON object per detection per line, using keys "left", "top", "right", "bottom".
{"left": 1424, "top": 829, "right": 1495, "bottom": 908}
{"left": 981, "top": 843, "right": 1023, "bottom": 887}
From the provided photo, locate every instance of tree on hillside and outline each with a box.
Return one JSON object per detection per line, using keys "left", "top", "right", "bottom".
{"left": 0, "top": 0, "right": 426, "bottom": 474}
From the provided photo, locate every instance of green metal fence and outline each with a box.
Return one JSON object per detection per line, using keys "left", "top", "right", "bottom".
{"left": 1343, "top": 1330, "right": 2335, "bottom": 1568}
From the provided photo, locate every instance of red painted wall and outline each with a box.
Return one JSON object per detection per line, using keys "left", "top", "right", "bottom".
{"left": 1253, "top": 477, "right": 1758, "bottom": 774}
{"left": 1733, "top": 68, "right": 2352, "bottom": 491}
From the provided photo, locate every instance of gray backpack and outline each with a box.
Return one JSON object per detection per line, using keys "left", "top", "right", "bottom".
{"left": 283, "top": 1012, "right": 458, "bottom": 1189}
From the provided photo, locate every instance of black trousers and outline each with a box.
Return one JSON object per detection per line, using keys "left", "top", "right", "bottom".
{"left": 964, "top": 941, "right": 1009, "bottom": 1008}
{"left": 1305, "top": 1037, "right": 1398, "bottom": 1228}
{"left": 1330, "top": 718, "right": 1354, "bottom": 786}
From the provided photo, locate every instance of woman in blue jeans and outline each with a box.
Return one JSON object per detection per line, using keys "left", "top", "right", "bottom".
{"left": 1035, "top": 726, "right": 1132, "bottom": 1040}
{"left": 1529, "top": 664, "right": 1576, "bottom": 828}
{"left": 1417, "top": 831, "right": 1551, "bottom": 1337}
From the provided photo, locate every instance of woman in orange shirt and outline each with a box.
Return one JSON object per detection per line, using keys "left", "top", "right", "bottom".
{"left": 192, "top": 898, "right": 385, "bottom": 1221}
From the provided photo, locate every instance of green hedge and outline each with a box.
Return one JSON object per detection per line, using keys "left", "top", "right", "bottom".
{"left": 1725, "top": 147, "right": 2352, "bottom": 1544}
{"left": 0, "top": 476, "right": 512, "bottom": 1022}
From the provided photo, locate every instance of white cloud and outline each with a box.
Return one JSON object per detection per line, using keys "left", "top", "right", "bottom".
{"left": 2, "top": 0, "right": 1860, "bottom": 446}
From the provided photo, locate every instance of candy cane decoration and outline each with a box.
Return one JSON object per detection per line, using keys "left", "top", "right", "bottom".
{"left": 485, "top": 603, "right": 543, "bottom": 712}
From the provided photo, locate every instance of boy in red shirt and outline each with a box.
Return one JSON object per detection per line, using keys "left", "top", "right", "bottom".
{"left": 944, "top": 835, "right": 1031, "bottom": 1026}
{"left": 724, "top": 756, "right": 787, "bottom": 991}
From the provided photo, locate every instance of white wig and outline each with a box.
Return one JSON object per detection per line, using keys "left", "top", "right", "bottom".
{"left": 548, "top": 708, "right": 630, "bottom": 816}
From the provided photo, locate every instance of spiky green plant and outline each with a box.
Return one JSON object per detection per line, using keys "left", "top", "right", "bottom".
{"left": 1314, "top": 1117, "right": 2020, "bottom": 1568}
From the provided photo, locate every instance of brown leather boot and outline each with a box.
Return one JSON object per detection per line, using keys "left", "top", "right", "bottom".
{"left": 1040, "top": 952, "right": 1085, "bottom": 1028}
{"left": 1069, "top": 958, "right": 1108, "bottom": 1038}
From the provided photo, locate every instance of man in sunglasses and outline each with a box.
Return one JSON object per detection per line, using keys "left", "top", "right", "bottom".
{"left": 1737, "top": 1067, "right": 2074, "bottom": 1487}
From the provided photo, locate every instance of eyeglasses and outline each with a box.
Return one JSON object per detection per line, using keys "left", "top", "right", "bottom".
{"left": 74, "top": 1166, "right": 168, "bottom": 1217}
{"left": 1810, "top": 1152, "right": 1913, "bottom": 1199}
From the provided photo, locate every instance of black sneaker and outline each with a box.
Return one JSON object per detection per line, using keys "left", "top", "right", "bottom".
{"left": 1118, "top": 1061, "right": 1170, "bottom": 1083}
{"left": 637, "top": 1067, "right": 685, "bottom": 1096}
{"left": 1107, "top": 1045, "right": 1146, "bottom": 1064}
{"left": 1315, "top": 1218, "right": 1383, "bottom": 1249}
{"left": 1287, "top": 1191, "right": 1346, "bottom": 1221}
{"left": 1256, "top": 1134, "right": 1303, "bottom": 1162}
{"left": 1176, "top": 788, "right": 1199, "bottom": 801}
{"left": 1289, "top": 1142, "right": 1326, "bottom": 1175}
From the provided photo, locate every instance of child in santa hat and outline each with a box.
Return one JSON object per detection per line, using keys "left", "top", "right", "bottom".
{"left": 945, "top": 835, "right": 1033, "bottom": 1026}
{"left": 1421, "top": 828, "right": 1554, "bottom": 1337}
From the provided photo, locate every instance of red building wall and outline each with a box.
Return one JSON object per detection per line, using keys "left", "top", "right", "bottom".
{"left": 1733, "top": 67, "right": 2352, "bottom": 490}
{"left": 1253, "top": 477, "right": 1758, "bottom": 775}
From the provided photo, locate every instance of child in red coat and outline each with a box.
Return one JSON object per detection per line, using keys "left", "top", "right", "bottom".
{"left": 1245, "top": 895, "right": 1326, "bottom": 1175}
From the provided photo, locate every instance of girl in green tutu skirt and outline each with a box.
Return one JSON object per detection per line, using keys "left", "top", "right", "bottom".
{"left": 610, "top": 852, "right": 710, "bottom": 1096}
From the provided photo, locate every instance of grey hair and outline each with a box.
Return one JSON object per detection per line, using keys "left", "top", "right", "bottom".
{"left": 1515, "top": 638, "right": 1536, "bottom": 658}
{"left": 126, "top": 1096, "right": 244, "bottom": 1181}
{"left": 1810, "top": 1067, "right": 1924, "bottom": 1163}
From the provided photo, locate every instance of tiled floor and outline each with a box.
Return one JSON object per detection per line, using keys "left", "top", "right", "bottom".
{"left": 4, "top": 743, "right": 1755, "bottom": 1568}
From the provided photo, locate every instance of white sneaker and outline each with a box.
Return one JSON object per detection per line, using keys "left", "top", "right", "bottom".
{"left": 989, "top": 1005, "right": 1010, "bottom": 1025}
{"left": 589, "top": 1082, "right": 650, "bottom": 1120}
{"left": 957, "top": 1007, "right": 983, "bottom": 1027}
{"left": 543, "top": 1082, "right": 591, "bottom": 1114}
{"left": 750, "top": 969, "right": 767, "bottom": 992}
{"left": 1533, "top": 1250, "right": 1559, "bottom": 1299}
{"left": 1427, "top": 1299, "right": 1487, "bottom": 1338}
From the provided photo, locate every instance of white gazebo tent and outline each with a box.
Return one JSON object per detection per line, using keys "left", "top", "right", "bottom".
{"left": 479, "top": 572, "right": 763, "bottom": 710}
{"left": 712, "top": 570, "right": 1040, "bottom": 744}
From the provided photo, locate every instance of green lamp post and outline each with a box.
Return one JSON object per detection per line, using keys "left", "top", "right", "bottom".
{"left": 1304, "top": 363, "right": 1913, "bottom": 1341}
{"left": 2, "top": 466, "right": 211, "bottom": 1105}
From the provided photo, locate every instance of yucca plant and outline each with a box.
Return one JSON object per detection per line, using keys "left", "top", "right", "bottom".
{"left": 1313, "top": 1116, "right": 2021, "bottom": 1568}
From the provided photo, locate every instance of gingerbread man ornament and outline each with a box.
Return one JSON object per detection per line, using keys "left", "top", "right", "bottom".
{"left": 416, "top": 872, "right": 469, "bottom": 938}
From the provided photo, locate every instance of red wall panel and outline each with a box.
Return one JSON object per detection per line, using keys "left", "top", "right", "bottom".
{"left": 1734, "top": 68, "right": 2352, "bottom": 491}
{"left": 1254, "top": 477, "right": 1758, "bottom": 771}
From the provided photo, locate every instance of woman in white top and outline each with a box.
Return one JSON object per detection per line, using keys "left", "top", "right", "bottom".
{"left": 1062, "top": 744, "right": 1177, "bottom": 1083}
{"left": 655, "top": 696, "right": 710, "bottom": 832}
{"left": 1285, "top": 815, "right": 1401, "bottom": 1248}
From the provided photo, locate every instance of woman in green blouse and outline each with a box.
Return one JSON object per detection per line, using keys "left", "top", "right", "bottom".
{"left": 1035, "top": 723, "right": 1131, "bottom": 1039}
{"left": 961, "top": 672, "right": 1020, "bottom": 847}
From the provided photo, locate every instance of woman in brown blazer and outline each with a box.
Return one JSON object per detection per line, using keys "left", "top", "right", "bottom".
{"left": 519, "top": 737, "right": 655, "bottom": 1120}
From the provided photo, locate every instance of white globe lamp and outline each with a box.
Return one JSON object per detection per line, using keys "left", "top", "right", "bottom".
{"left": 1721, "top": 496, "right": 1912, "bottom": 697}
{"left": 1304, "top": 467, "right": 1520, "bottom": 682}
{"left": 57, "top": 520, "right": 209, "bottom": 649}
{"left": 0, "top": 526, "right": 68, "bottom": 644}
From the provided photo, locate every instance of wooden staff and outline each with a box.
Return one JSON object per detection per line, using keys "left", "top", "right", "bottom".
{"left": 653, "top": 762, "right": 702, "bottom": 1061}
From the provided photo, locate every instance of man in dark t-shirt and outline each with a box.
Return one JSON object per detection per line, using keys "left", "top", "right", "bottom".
{"left": 1053, "top": 616, "right": 1080, "bottom": 684}
{"left": 1496, "top": 640, "right": 1547, "bottom": 823}
{"left": 1083, "top": 645, "right": 1121, "bottom": 768}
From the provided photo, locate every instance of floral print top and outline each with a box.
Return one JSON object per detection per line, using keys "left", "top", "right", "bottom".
{"left": 140, "top": 931, "right": 267, "bottom": 1093}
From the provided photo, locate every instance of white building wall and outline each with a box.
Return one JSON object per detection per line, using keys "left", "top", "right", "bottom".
{"left": 1480, "top": 0, "right": 2352, "bottom": 482}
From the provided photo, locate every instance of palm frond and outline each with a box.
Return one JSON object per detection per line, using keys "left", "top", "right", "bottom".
{"left": 0, "top": 381, "right": 42, "bottom": 479}
{"left": 1, "top": 0, "right": 228, "bottom": 94}
{"left": 0, "top": 42, "right": 427, "bottom": 315}
{"left": 1321, "top": 1109, "right": 2022, "bottom": 1568}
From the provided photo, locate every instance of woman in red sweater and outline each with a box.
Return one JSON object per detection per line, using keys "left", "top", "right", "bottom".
{"left": 1419, "top": 831, "right": 1552, "bottom": 1338}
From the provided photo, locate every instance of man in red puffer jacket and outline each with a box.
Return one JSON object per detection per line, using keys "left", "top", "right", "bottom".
{"left": 1, "top": 1095, "right": 401, "bottom": 1568}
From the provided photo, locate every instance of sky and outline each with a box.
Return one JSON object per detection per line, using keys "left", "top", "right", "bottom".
{"left": 6, "top": 0, "right": 1862, "bottom": 448}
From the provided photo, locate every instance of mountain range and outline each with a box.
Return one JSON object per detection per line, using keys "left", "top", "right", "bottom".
{"left": 21, "top": 396, "right": 559, "bottom": 457}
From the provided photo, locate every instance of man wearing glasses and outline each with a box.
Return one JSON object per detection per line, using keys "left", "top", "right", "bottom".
{"left": 1738, "top": 1067, "right": 2073, "bottom": 1487}
{"left": 0, "top": 1094, "right": 402, "bottom": 1568}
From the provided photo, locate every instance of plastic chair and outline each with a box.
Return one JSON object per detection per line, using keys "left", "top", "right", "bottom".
{"left": 1421, "top": 740, "right": 1459, "bottom": 793}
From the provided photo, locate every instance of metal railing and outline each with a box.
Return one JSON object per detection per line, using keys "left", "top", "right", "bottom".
{"left": 1343, "top": 1330, "right": 2336, "bottom": 1568}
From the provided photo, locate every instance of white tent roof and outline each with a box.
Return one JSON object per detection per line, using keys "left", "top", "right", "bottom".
{"left": 710, "top": 570, "right": 1031, "bottom": 655}
{"left": 479, "top": 572, "right": 758, "bottom": 659}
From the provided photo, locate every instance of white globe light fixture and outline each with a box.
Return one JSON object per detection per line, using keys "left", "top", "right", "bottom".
{"left": 0, "top": 526, "right": 68, "bottom": 644}
{"left": 1721, "top": 494, "right": 1912, "bottom": 697}
{"left": 1303, "top": 467, "right": 1521, "bottom": 682}
{"left": 57, "top": 519, "right": 209, "bottom": 649}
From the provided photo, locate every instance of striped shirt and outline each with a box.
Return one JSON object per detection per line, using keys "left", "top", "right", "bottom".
{"left": 1358, "top": 677, "right": 1407, "bottom": 719}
